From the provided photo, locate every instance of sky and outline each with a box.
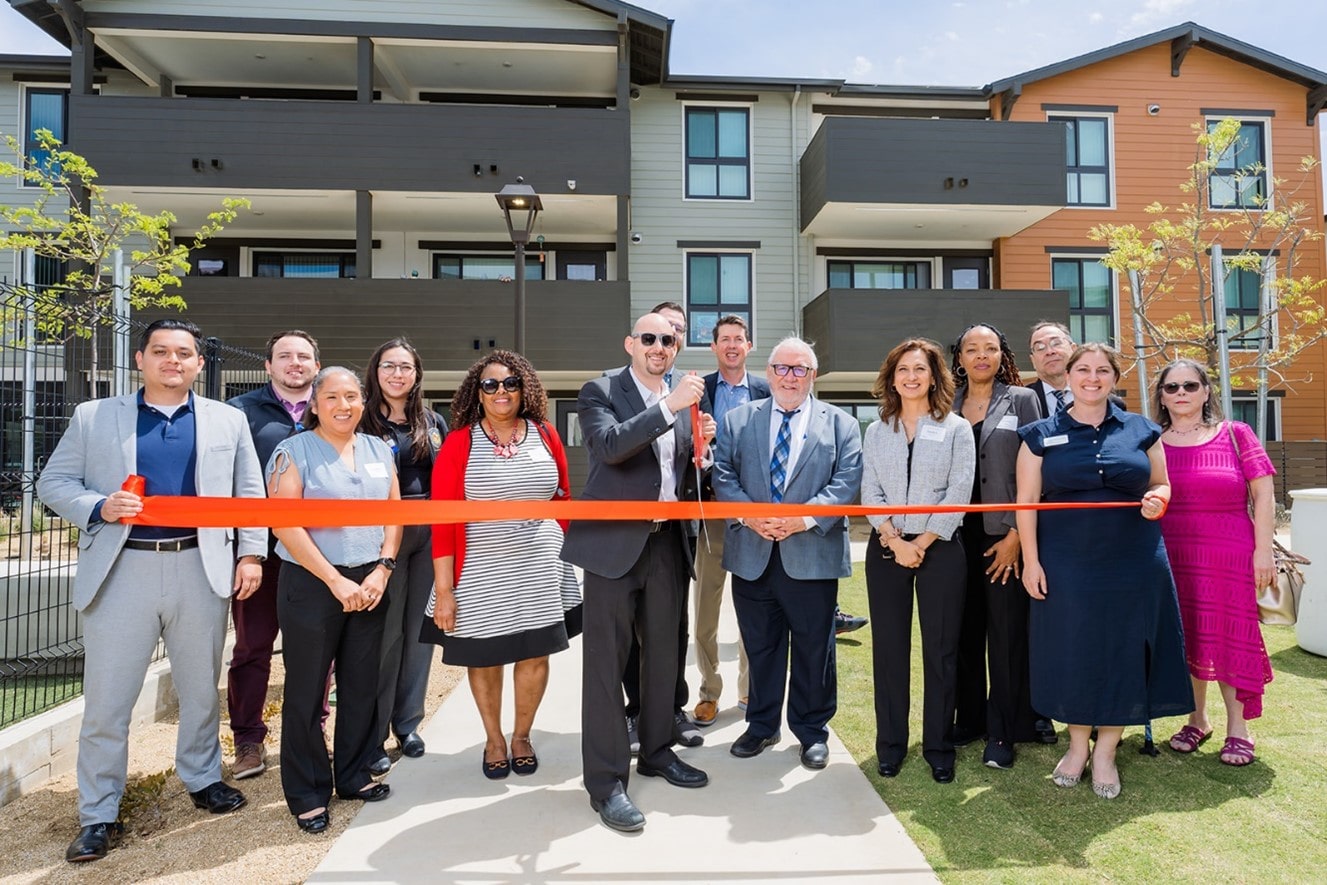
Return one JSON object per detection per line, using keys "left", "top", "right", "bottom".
{"left": 0, "top": 0, "right": 1324, "bottom": 85}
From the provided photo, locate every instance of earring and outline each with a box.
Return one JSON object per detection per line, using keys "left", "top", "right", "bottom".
{"left": 929, "top": 384, "right": 936, "bottom": 392}
{"left": 955, "top": 366, "right": 967, "bottom": 379}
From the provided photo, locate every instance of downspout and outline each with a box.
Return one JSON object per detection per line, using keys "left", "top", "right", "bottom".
{"left": 790, "top": 85, "right": 802, "bottom": 337}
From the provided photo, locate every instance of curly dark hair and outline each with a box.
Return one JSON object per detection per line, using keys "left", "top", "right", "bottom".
{"left": 950, "top": 323, "right": 1022, "bottom": 387}
{"left": 1152, "top": 357, "right": 1222, "bottom": 429}
{"left": 359, "top": 338, "right": 435, "bottom": 461}
{"left": 451, "top": 350, "right": 548, "bottom": 429}
{"left": 871, "top": 338, "right": 955, "bottom": 426}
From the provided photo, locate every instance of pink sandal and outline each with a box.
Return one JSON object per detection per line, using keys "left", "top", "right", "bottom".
{"left": 1168, "top": 725, "right": 1212, "bottom": 754}
{"left": 1219, "top": 736, "right": 1255, "bottom": 766}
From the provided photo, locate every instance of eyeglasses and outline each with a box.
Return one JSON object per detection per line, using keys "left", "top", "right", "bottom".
{"left": 1161, "top": 381, "right": 1203, "bottom": 394}
{"left": 632, "top": 332, "right": 678, "bottom": 348}
{"left": 479, "top": 376, "right": 523, "bottom": 395}
{"left": 667, "top": 321, "right": 687, "bottom": 335}
{"left": 379, "top": 362, "right": 417, "bottom": 375}
{"left": 771, "top": 364, "right": 812, "bottom": 378}
{"left": 1031, "top": 336, "right": 1069, "bottom": 354}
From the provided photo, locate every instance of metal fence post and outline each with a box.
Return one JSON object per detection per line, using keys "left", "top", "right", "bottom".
{"left": 204, "top": 336, "right": 223, "bottom": 400}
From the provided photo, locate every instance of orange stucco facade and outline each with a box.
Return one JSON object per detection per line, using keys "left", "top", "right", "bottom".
{"left": 993, "top": 43, "right": 1326, "bottom": 440}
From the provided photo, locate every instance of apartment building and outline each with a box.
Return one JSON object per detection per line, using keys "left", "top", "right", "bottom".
{"left": 5, "top": 2, "right": 1325, "bottom": 440}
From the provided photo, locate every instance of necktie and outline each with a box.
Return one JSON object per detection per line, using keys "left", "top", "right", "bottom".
{"left": 1051, "top": 388, "right": 1067, "bottom": 412}
{"left": 770, "top": 409, "right": 798, "bottom": 503}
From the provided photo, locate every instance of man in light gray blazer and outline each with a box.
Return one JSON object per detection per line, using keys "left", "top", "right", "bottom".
{"left": 37, "top": 319, "right": 266, "bottom": 863}
{"left": 711, "top": 337, "right": 863, "bottom": 771}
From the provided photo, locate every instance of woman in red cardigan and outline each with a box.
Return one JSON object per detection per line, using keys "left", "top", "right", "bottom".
{"left": 422, "top": 350, "right": 580, "bottom": 779}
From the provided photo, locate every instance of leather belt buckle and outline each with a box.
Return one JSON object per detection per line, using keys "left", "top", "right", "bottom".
{"left": 649, "top": 520, "right": 671, "bottom": 534}
{"left": 124, "top": 536, "right": 199, "bottom": 553}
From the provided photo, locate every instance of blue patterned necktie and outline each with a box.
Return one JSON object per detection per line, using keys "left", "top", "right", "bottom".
{"left": 1051, "top": 388, "right": 1067, "bottom": 412}
{"left": 770, "top": 408, "right": 798, "bottom": 503}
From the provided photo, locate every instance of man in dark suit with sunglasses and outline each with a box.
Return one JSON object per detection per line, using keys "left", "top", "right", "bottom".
{"left": 562, "top": 312, "right": 716, "bottom": 833}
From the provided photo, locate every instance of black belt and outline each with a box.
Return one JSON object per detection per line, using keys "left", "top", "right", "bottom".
{"left": 648, "top": 520, "right": 675, "bottom": 534}
{"left": 124, "top": 536, "right": 199, "bottom": 553}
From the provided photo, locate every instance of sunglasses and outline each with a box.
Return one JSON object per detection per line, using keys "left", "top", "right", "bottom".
{"left": 1161, "top": 381, "right": 1203, "bottom": 394}
{"left": 771, "top": 364, "right": 812, "bottom": 378}
{"left": 479, "top": 377, "right": 523, "bottom": 395}
{"left": 632, "top": 332, "right": 678, "bottom": 348}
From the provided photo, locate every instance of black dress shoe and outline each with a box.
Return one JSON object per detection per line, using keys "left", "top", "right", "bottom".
{"left": 591, "top": 792, "right": 645, "bottom": 832}
{"left": 636, "top": 757, "right": 709, "bottom": 788}
{"left": 730, "top": 729, "right": 781, "bottom": 758}
{"left": 1034, "top": 718, "right": 1059, "bottom": 744}
{"left": 368, "top": 753, "right": 392, "bottom": 776}
{"left": 189, "top": 781, "right": 247, "bottom": 814}
{"left": 65, "top": 822, "right": 123, "bottom": 862}
{"left": 878, "top": 761, "right": 902, "bottom": 778}
{"left": 295, "top": 809, "right": 330, "bottom": 834}
{"left": 800, "top": 741, "right": 830, "bottom": 770}
{"left": 398, "top": 732, "right": 426, "bottom": 758}
{"left": 931, "top": 766, "right": 956, "bottom": 784}
{"left": 339, "top": 782, "right": 391, "bottom": 802}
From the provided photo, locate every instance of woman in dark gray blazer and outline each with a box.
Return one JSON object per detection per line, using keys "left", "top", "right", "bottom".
{"left": 949, "top": 324, "right": 1042, "bottom": 771}
{"left": 861, "top": 338, "right": 975, "bottom": 784}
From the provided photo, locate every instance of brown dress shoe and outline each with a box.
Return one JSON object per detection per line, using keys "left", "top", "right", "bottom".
{"left": 692, "top": 700, "right": 718, "bottom": 726}
{"left": 232, "top": 742, "right": 266, "bottom": 779}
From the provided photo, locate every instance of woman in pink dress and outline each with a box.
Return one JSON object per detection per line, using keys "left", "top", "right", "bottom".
{"left": 1154, "top": 359, "right": 1275, "bottom": 766}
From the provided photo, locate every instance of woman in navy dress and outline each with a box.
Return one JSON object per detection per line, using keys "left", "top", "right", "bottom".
{"left": 1015, "top": 343, "right": 1192, "bottom": 799}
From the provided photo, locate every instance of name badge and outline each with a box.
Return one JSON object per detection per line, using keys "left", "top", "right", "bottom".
{"left": 1042, "top": 434, "right": 1069, "bottom": 448}
{"left": 919, "top": 424, "right": 946, "bottom": 442}
{"left": 997, "top": 414, "right": 1019, "bottom": 431}
{"left": 526, "top": 445, "right": 552, "bottom": 463}
{"left": 365, "top": 461, "right": 390, "bottom": 478}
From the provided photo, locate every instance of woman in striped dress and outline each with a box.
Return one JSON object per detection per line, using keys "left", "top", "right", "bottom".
{"left": 421, "top": 350, "right": 581, "bottom": 779}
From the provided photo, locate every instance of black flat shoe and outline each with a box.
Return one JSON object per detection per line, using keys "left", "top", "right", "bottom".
{"left": 398, "top": 732, "right": 426, "bottom": 758}
{"left": 931, "top": 766, "right": 956, "bottom": 784}
{"left": 368, "top": 753, "right": 391, "bottom": 776}
{"left": 591, "top": 791, "right": 645, "bottom": 832}
{"left": 339, "top": 782, "right": 391, "bottom": 802}
{"left": 1034, "top": 718, "right": 1059, "bottom": 744}
{"left": 636, "top": 757, "right": 709, "bottom": 788}
{"left": 878, "top": 761, "right": 902, "bottom": 778}
{"left": 296, "top": 809, "right": 330, "bottom": 834}
{"left": 730, "top": 729, "right": 780, "bottom": 758}
{"left": 189, "top": 781, "right": 247, "bottom": 814}
{"left": 800, "top": 741, "right": 830, "bottom": 770}
{"left": 65, "top": 822, "right": 123, "bottom": 862}
{"left": 511, "top": 737, "right": 538, "bottom": 776}
{"left": 482, "top": 753, "right": 510, "bottom": 780}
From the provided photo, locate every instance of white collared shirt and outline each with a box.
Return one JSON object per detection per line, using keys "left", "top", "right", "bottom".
{"left": 1041, "top": 382, "right": 1073, "bottom": 415}
{"left": 766, "top": 396, "right": 816, "bottom": 530}
{"left": 629, "top": 367, "right": 679, "bottom": 502}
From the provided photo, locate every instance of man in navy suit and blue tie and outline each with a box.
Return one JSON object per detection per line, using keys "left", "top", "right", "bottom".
{"left": 712, "top": 337, "right": 862, "bottom": 770}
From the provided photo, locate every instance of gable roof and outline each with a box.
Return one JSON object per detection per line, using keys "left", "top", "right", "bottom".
{"left": 985, "top": 21, "right": 1327, "bottom": 124}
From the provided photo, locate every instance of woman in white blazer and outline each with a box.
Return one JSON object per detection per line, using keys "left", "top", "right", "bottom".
{"left": 861, "top": 338, "right": 975, "bottom": 784}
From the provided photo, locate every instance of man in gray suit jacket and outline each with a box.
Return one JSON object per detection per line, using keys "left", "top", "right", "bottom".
{"left": 37, "top": 319, "right": 266, "bottom": 863}
{"left": 712, "top": 337, "right": 863, "bottom": 771}
{"left": 561, "top": 312, "right": 715, "bottom": 833}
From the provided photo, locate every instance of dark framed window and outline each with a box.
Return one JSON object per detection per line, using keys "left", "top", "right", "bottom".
{"left": 433, "top": 255, "right": 544, "bottom": 281}
{"left": 24, "top": 88, "right": 68, "bottom": 183}
{"left": 1050, "top": 115, "right": 1111, "bottom": 207}
{"left": 686, "top": 252, "right": 752, "bottom": 347}
{"left": 1230, "top": 396, "right": 1279, "bottom": 442}
{"left": 827, "top": 260, "right": 931, "bottom": 289}
{"left": 1051, "top": 257, "right": 1114, "bottom": 344}
{"left": 685, "top": 107, "right": 750, "bottom": 199}
{"left": 1223, "top": 262, "right": 1266, "bottom": 350}
{"left": 1208, "top": 120, "right": 1267, "bottom": 209}
{"left": 253, "top": 252, "right": 356, "bottom": 278}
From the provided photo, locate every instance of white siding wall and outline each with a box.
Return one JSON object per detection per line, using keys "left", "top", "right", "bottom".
{"left": 82, "top": 0, "right": 614, "bottom": 30}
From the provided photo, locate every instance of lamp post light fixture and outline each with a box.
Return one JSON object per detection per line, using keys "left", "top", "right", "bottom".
{"left": 495, "top": 177, "right": 543, "bottom": 355}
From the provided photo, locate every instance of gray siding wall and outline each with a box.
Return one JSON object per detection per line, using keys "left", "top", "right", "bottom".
{"left": 70, "top": 96, "right": 630, "bottom": 193}
{"left": 1, "top": 76, "right": 67, "bottom": 285}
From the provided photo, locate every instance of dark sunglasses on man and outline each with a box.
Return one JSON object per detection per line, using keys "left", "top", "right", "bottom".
{"left": 632, "top": 332, "right": 678, "bottom": 349}
{"left": 1161, "top": 381, "right": 1202, "bottom": 394}
{"left": 479, "top": 377, "right": 523, "bottom": 395}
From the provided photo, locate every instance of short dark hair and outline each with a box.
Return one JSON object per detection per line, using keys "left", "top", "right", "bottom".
{"left": 265, "top": 329, "right": 320, "bottom": 363}
{"left": 651, "top": 301, "right": 685, "bottom": 316}
{"left": 304, "top": 367, "right": 363, "bottom": 431}
{"left": 712, "top": 314, "right": 751, "bottom": 344}
{"left": 137, "top": 318, "right": 203, "bottom": 355}
{"left": 1029, "top": 320, "right": 1072, "bottom": 348}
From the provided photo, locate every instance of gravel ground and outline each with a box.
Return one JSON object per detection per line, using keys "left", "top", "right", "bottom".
{"left": 0, "top": 654, "right": 464, "bottom": 885}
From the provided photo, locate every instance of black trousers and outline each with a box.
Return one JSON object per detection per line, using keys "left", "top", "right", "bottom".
{"left": 622, "top": 582, "right": 690, "bottom": 717}
{"left": 954, "top": 518, "right": 991, "bottom": 735}
{"left": 278, "top": 560, "right": 388, "bottom": 816}
{"left": 731, "top": 544, "right": 838, "bottom": 748}
{"left": 581, "top": 523, "right": 687, "bottom": 803}
{"left": 373, "top": 523, "right": 435, "bottom": 744}
{"left": 866, "top": 532, "right": 966, "bottom": 769}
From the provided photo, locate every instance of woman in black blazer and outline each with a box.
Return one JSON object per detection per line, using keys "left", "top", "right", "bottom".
{"left": 949, "top": 324, "right": 1042, "bottom": 770}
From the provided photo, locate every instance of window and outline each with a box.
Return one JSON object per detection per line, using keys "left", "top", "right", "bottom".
{"left": 827, "top": 260, "right": 931, "bottom": 289}
{"left": 1230, "top": 396, "right": 1279, "bottom": 442}
{"left": 253, "top": 252, "right": 355, "bottom": 278}
{"left": 686, "top": 253, "right": 752, "bottom": 347}
{"left": 1051, "top": 257, "right": 1114, "bottom": 344}
{"left": 1208, "top": 120, "right": 1267, "bottom": 209}
{"left": 433, "top": 255, "right": 543, "bottom": 281}
{"left": 685, "top": 107, "right": 750, "bottom": 199}
{"left": 24, "top": 88, "right": 68, "bottom": 183}
{"left": 1050, "top": 115, "right": 1111, "bottom": 207}
{"left": 1223, "top": 261, "right": 1268, "bottom": 350}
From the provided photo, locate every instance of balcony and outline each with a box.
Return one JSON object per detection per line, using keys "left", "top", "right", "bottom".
{"left": 802, "top": 288, "right": 1069, "bottom": 378}
{"left": 69, "top": 95, "right": 630, "bottom": 194}
{"left": 800, "top": 117, "right": 1066, "bottom": 240}
{"left": 140, "top": 278, "right": 631, "bottom": 374}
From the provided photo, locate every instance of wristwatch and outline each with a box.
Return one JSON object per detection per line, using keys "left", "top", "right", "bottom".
{"left": 376, "top": 557, "right": 397, "bottom": 571}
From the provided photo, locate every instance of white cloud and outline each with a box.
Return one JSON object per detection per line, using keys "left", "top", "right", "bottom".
{"left": 851, "top": 56, "right": 874, "bottom": 78}
{"left": 1129, "top": 0, "right": 1197, "bottom": 29}
{"left": 945, "top": 31, "right": 959, "bottom": 41}
{"left": 1088, "top": 11, "right": 1104, "bottom": 24}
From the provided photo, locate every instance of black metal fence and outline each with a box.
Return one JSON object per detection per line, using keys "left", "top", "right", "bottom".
{"left": 1, "top": 283, "right": 268, "bottom": 729}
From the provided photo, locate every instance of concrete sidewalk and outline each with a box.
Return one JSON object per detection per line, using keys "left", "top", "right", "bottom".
{"left": 312, "top": 541, "right": 935, "bottom": 884}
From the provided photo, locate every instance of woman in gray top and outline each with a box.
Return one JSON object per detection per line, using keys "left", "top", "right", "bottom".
{"left": 861, "top": 338, "right": 975, "bottom": 784}
{"left": 267, "top": 367, "right": 402, "bottom": 834}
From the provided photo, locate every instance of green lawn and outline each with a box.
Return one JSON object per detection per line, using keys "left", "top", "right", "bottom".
{"left": 834, "top": 564, "right": 1327, "bottom": 883}
{"left": 0, "top": 673, "right": 83, "bottom": 728}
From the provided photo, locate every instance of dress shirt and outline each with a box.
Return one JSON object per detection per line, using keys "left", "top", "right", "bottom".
{"left": 1041, "top": 382, "right": 1072, "bottom": 416}
{"left": 629, "top": 367, "right": 679, "bottom": 503}
{"left": 766, "top": 398, "right": 815, "bottom": 530}
{"left": 274, "top": 388, "right": 308, "bottom": 425}
{"left": 712, "top": 373, "right": 752, "bottom": 440}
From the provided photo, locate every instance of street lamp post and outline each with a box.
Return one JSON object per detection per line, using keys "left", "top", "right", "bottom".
{"left": 495, "top": 177, "right": 543, "bottom": 355}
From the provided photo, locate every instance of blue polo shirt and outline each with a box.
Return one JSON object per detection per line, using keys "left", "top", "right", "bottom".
{"left": 128, "top": 390, "right": 199, "bottom": 540}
